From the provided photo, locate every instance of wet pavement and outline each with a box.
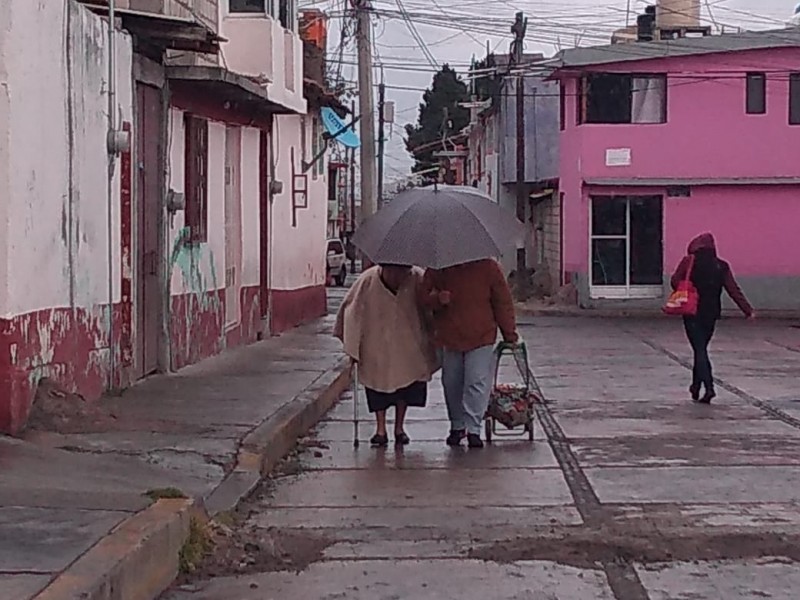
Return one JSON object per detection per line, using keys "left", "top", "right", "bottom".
{"left": 165, "top": 315, "right": 800, "bottom": 600}
{"left": 0, "top": 312, "right": 349, "bottom": 599}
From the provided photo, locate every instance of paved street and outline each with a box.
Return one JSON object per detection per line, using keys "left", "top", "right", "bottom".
{"left": 166, "top": 315, "right": 800, "bottom": 600}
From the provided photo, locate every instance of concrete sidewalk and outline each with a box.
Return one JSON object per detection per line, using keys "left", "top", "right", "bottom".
{"left": 0, "top": 313, "right": 351, "bottom": 600}
{"left": 163, "top": 315, "right": 800, "bottom": 600}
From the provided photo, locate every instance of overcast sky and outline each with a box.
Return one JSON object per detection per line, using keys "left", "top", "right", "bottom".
{"left": 300, "top": 0, "right": 794, "bottom": 179}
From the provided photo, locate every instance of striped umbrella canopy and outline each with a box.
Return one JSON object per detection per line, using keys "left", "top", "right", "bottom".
{"left": 352, "top": 185, "right": 525, "bottom": 269}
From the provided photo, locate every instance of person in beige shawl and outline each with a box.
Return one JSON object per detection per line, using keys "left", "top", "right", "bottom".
{"left": 334, "top": 264, "right": 439, "bottom": 447}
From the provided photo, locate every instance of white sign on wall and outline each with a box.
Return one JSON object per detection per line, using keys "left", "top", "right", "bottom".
{"left": 605, "top": 148, "right": 632, "bottom": 167}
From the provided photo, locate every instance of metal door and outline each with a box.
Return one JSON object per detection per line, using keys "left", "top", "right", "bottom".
{"left": 136, "top": 83, "right": 164, "bottom": 376}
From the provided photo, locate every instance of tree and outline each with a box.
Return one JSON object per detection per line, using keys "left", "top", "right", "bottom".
{"left": 473, "top": 54, "right": 502, "bottom": 104}
{"left": 404, "top": 65, "right": 470, "bottom": 177}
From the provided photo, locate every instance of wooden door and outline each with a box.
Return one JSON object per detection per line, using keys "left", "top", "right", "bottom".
{"left": 136, "top": 83, "right": 164, "bottom": 376}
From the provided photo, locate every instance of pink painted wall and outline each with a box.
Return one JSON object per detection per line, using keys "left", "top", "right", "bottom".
{"left": 558, "top": 47, "right": 800, "bottom": 277}
{"left": 664, "top": 186, "right": 800, "bottom": 278}
{"left": 561, "top": 48, "right": 800, "bottom": 181}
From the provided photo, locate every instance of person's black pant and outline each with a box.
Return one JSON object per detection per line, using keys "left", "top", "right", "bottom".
{"left": 683, "top": 317, "right": 717, "bottom": 391}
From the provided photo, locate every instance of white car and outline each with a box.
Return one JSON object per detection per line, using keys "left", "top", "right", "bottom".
{"left": 326, "top": 239, "right": 347, "bottom": 286}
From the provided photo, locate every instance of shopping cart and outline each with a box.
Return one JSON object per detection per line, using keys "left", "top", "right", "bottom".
{"left": 485, "top": 341, "right": 541, "bottom": 443}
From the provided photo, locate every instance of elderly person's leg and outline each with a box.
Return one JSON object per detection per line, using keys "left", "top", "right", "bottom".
{"left": 461, "top": 345, "right": 495, "bottom": 449}
{"left": 394, "top": 402, "right": 409, "bottom": 445}
{"left": 373, "top": 410, "right": 389, "bottom": 446}
{"left": 442, "top": 349, "right": 467, "bottom": 446}
{"left": 365, "top": 388, "right": 391, "bottom": 447}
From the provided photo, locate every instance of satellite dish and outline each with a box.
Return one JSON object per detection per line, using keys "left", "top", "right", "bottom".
{"left": 321, "top": 107, "right": 360, "bottom": 149}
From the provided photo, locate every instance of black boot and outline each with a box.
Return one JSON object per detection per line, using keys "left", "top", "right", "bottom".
{"left": 467, "top": 434, "right": 484, "bottom": 449}
{"left": 699, "top": 385, "right": 716, "bottom": 405}
{"left": 689, "top": 384, "right": 701, "bottom": 402}
{"left": 446, "top": 429, "right": 466, "bottom": 447}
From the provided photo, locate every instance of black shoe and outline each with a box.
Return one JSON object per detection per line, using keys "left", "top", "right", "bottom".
{"left": 690, "top": 384, "right": 701, "bottom": 402}
{"left": 446, "top": 429, "right": 466, "bottom": 447}
{"left": 370, "top": 433, "right": 389, "bottom": 447}
{"left": 699, "top": 390, "right": 716, "bottom": 405}
{"left": 467, "top": 434, "right": 484, "bottom": 449}
{"left": 395, "top": 432, "right": 410, "bottom": 446}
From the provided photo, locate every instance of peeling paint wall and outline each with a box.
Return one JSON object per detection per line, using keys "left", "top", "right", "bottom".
{"left": 166, "top": 108, "right": 262, "bottom": 368}
{"left": 0, "top": 0, "right": 134, "bottom": 433}
{"left": 3, "top": 1, "right": 133, "bottom": 315}
{"left": 270, "top": 114, "right": 327, "bottom": 292}
{"left": 168, "top": 111, "right": 225, "bottom": 300}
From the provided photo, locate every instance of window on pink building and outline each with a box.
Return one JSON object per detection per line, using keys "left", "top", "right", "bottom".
{"left": 746, "top": 73, "right": 766, "bottom": 115}
{"left": 790, "top": 74, "right": 800, "bottom": 125}
{"left": 579, "top": 74, "right": 666, "bottom": 125}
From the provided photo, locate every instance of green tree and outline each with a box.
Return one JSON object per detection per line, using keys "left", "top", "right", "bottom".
{"left": 404, "top": 64, "right": 470, "bottom": 177}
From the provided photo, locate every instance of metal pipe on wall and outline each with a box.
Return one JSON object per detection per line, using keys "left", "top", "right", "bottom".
{"left": 106, "top": 0, "right": 118, "bottom": 390}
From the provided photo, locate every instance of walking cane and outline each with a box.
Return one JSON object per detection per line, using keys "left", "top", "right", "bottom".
{"left": 352, "top": 362, "right": 360, "bottom": 448}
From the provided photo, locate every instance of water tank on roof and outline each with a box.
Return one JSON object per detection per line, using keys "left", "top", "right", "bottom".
{"left": 791, "top": 3, "right": 800, "bottom": 26}
{"left": 656, "top": 0, "right": 701, "bottom": 29}
{"left": 637, "top": 5, "right": 656, "bottom": 41}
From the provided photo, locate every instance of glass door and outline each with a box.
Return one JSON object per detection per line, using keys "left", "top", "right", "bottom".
{"left": 590, "top": 195, "right": 663, "bottom": 299}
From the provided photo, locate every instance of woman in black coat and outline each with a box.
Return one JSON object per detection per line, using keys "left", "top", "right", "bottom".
{"left": 670, "top": 233, "right": 755, "bottom": 404}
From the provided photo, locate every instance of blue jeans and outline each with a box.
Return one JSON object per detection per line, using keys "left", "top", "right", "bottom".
{"left": 441, "top": 345, "right": 495, "bottom": 436}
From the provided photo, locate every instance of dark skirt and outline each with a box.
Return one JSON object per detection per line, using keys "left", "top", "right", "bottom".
{"left": 365, "top": 381, "right": 428, "bottom": 413}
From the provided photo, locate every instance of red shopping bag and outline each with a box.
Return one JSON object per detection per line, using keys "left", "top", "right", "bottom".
{"left": 663, "top": 255, "right": 698, "bottom": 316}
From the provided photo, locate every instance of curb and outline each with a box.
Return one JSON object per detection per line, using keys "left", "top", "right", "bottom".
{"left": 205, "top": 356, "right": 352, "bottom": 516}
{"left": 32, "top": 357, "right": 353, "bottom": 600}
{"left": 517, "top": 305, "right": 667, "bottom": 319}
{"left": 33, "top": 499, "right": 196, "bottom": 600}
{"left": 517, "top": 305, "right": 800, "bottom": 320}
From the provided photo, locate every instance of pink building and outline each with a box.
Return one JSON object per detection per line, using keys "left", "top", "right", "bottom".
{"left": 553, "top": 29, "right": 800, "bottom": 310}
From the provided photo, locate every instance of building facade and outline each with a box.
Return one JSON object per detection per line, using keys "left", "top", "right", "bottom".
{"left": 465, "top": 56, "right": 561, "bottom": 288}
{"left": 553, "top": 30, "right": 800, "bottom": 309}
{"left": 0, "top": 0, "right": 335, "bottom": 433}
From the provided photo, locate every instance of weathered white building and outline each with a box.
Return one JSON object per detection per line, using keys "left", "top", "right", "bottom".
{"left": 465, "top": 54, "right": 561, "bottom": 289}
{"left": 0, "top": 0, "right": 337, "bottom": 433}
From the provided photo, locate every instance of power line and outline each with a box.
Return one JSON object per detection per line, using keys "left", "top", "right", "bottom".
{"left": 394, "top": 0, "right": 439, "bottom": 68}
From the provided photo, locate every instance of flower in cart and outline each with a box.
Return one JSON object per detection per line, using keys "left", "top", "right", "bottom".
{"left": 489, "top": 383, "right": 535, "bottom": 429}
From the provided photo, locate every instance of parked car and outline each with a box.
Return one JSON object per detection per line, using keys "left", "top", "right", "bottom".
{"left": 326, "top": 239, "right": 347, "bottom": 286}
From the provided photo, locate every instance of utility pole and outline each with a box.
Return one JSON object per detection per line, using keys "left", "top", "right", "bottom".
{"left": 353, "top": 0, "right": 377, "bottom": 223}
{"left": 512, "top": 11, "right": 529, "bottom": 301}
{"left": 349, "top": 101, "right": 357, "bottom": 274}
{"left": 377, "top": 82, "right": 386, "bottom": 208}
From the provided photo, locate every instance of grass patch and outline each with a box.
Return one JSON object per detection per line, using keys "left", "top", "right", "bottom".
{"left": 179, "top": 517, "right": 212, "bottom": 574}
{"left": 144, "top": 487, "right": 187, "bottom": 501}
{"left": 214, "top": 510, "right": 238, "bottom": 528}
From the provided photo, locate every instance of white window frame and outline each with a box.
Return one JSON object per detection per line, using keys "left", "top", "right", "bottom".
{"left": 589, "top": 196, "right": 663, "bottom": 300}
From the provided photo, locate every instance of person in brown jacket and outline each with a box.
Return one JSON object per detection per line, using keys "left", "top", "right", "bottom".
{"left": 422, "top": 259, "right": 518, "bottom": 448}
{"left": 670, "top": 233, "right": 754, "bottom": 404}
